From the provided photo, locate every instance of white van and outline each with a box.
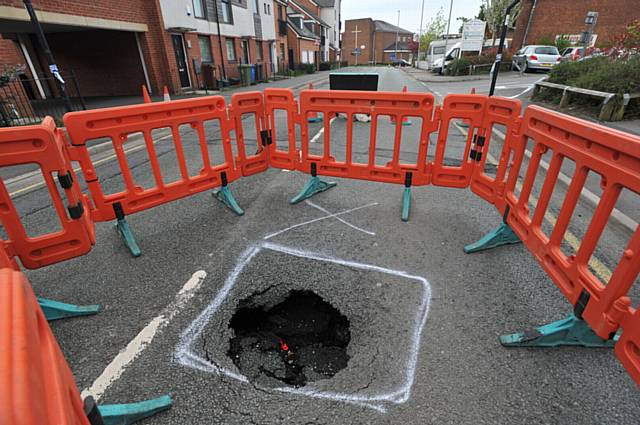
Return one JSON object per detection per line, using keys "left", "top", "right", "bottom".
{"left": 430, "top": 41, "right": 462, "bottom": 74}
{"left": 426, "top": 38, "right": 462, "bottom": 70}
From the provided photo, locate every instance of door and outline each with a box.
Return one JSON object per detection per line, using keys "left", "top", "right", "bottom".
{"left": 288, "top": 48, "right": 294, "bottom": 69}
{"left": 172, "top": 34, "right": 191, "bottom": 88}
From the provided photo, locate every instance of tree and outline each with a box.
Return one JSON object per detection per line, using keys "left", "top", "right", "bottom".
{"left": 483, "top": 0, "right": 521, "bottom": 44}
{"left": 457, "top": 17, "right": 469, "bottom": 34}
{"left": 418, "top": 7, "right": 447, "bottom": 55}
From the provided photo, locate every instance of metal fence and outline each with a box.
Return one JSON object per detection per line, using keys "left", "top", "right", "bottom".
{"left": 0, "top": 74, "right": 85, "bottom": 127}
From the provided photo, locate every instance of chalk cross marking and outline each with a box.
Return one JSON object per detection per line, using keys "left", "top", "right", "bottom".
{"left": 263, "top": 201, "right": 378, "bottom": 240}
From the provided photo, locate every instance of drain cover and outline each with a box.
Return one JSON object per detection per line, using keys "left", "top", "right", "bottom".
{"left": 228, "top": 290, "right": 351, "bottom": 387}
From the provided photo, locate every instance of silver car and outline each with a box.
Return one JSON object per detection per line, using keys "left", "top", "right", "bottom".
{"left": 512, "top": 45, "right": 562, "bottom": 72}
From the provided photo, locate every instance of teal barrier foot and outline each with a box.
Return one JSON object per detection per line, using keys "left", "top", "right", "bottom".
{"left": 290, "top": 175, "right": 337, "bottom": 204}
{"left": 113, "top": 202, "right": 141, "bottom": 258}
{"left": 401, "top": 118, "right": 412, "bottom": 126}
{"left": 307, "top": 115, "right": 323, "bottom": 123}
{"left": 37, "top": 297, "right": 100, "bottom": 321}
{"left": 213, "top": 185, "right": 245, "bottom": 216}
{"left": 85, "top": 395, "right": 173, "bottom": 425}
{"left": 401, "top": 187, "right": 411, "bottom": 222}
{"left": 500, "top": 314, "right": 618, "bottom": 348}
{"left": 116, "top": 218, "right": 141, "bottom": 258}
{"left": 463, "top": 222, "right": 520, "bottom": 254}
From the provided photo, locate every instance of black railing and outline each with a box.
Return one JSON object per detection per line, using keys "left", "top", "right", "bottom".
{"left": 278, "top": 20, "right": 288, "bottom": 36}
{"left": 0, "top": 74, "right": 85, "bottom": 127}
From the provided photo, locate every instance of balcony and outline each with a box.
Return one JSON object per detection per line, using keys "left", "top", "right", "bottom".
{"left": 278, "top": 20, "right": 287, "bottom": 36}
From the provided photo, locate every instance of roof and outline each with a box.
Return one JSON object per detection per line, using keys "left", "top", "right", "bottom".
{"left": 383, "top": 41, "right": 411, "bottom": 52}
{"left": 287, "top": 18, "right": 320, "bottom": 40}
{"left": 289, "top": 1, "right": 330, "bottom": 27}
{"left": 314, "top": 0, "right": 335, "bottom": 6}
{"left": 374, "top": 20, "right": 412, "bottom": 34}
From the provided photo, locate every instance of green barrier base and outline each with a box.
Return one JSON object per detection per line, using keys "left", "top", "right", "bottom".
{"left": 37, "top": 297, "right": 100, "bottom": 321}
{"left": 401, "top": 187, "right": 411, "bottom": 222}
{"left": 307, "top": 115, "right": 323, "bottom": 123}
{"left": 500, "top": 314, "right": 618, "bottom": 348}
{"left": 86, "top": 395, "right": 173, "bottom": 425}
{"left": 463, "top": 222, "right": 521, "bottom": 253}
{"left": 290, "top": 175, "right": 337, "bottom": 204}
{"left": 116, "top": 218, "right": 141, "bottom": 258}
{"left": 212, "top": 185, "right": 244, "bottom": 216}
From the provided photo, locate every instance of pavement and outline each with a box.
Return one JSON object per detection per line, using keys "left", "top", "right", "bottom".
{"left": 5, "top": 67, "right": 640, "bottom": 424}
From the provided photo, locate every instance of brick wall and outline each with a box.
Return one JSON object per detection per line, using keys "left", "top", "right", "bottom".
{"left": 513, "top": 0, "right": 637, "bottom": 49}
{"left": 342, "top": 19, "right": 374, "bottom": 65}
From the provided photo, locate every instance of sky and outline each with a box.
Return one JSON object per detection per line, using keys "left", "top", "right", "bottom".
{"left": 341, "top": 0, "right": 484, "bottom": 35}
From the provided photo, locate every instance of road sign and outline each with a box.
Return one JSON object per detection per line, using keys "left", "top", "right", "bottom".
{"left": 389, "top": 53, "right": 396, "bottom": 60}
{"left": 462, "top": 19, "right": 486, "bottom": 52}
{"left": 352, "top": 48, "right": 361, "bottom": 55}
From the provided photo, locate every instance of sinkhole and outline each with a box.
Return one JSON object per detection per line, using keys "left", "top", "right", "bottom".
{"left": 228, "top": 290, "right": 351, "bottom": 388}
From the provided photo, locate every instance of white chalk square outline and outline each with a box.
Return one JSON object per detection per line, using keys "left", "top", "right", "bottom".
{"left": 174, "top": 241, "right": 432, "bottom": 412}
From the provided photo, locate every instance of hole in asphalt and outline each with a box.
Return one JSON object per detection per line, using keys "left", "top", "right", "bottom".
{"left": 228, "top": 290, "right": 351, "bottom": 388}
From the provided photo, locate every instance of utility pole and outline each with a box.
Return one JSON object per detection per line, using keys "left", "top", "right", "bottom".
{"left": 213, "top": 0, "right": 227, "bottom": 80}
{"left": 417, "top": 0, "right": 425, "bottom": 66}
{"left": 443, "top": 0, "right": 454, "bottom": 71}
{"left": 395, "top": 10, "right": 400, "bottom": 62}
{"left": 23, "top": 0, "right": 73, "bottom": 112}
{"left": 352, "top": 25, "right": 362, "bottom": 65}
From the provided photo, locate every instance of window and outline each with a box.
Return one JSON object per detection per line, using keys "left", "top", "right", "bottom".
{"left": 264, "top": 3, "right": 268, "bottom": 14}
{"left": 199, "top": 36, "right": 213, "bottom": 63}
{"left": 221, "top": 0, "right": 233, "bottom": 23}
{"left": 254, "top": 0, "right": 260, "bottom": 13}
{"left": 256, "top": 42, "right": 263, "bottom": 61}
{"left": 279, "top": 5, "right": 284, "bottom": 20}
{"left": 193, "top": 0, "right": 206, "bottom": 18}
{"left": 226, "top": 39, "right": 236, "bottom": 61}
{"left": 241, "top": 40, "right": 250, "bottom": 64}
{"left": 534, "top": 46, "right": 559, "bottom": 55}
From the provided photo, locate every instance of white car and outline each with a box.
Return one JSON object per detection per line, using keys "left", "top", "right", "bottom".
{"left": 512, "top": 45, "right": 562, "bottom": 72}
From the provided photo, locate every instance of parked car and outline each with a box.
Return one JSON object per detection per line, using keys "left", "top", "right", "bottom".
{"left": 512, "top": 45, "right": 561, "bottom": 72}
{"left": 391, "top": 59, "right": 411, "bottom": 67}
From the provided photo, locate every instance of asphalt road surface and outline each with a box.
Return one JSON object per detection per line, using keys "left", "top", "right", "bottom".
{"left": 8, "top": 67, "right": 639, "bottom": 424}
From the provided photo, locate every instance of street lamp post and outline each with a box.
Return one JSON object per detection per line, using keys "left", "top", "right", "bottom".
{"left": 489, "top": 0, "right": 521, "bottom": 96}
{"left": 395, "top": 10, "right": 400, "bottom": 62}
{"left": 443, "top": 0, "right": 454, "bottom": 73}
{"left": 417, "top": 0, "right": 425, "bottom": 66}
{"left": 23, "top": 0, "right": 73, "bottom": 112}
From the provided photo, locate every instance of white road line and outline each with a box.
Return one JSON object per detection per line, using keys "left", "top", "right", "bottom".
{"left": 310, "top": 117, "right": 336, "bottom": 143}
{"left": 305, "top": 200, "right": 376, "bottom": 236}
{"left": 507, "top": 76, "right": 547, "bottom": 99}
{"left": 81, "top": 270, "right": 207, "bottom": 401}
{"left": 263, "top": 202, "right": 378, "bottom": 240}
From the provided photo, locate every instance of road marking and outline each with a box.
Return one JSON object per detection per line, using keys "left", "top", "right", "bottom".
{"left": 310, "top": 117, "right": 336, "bottom": 143}
{"left": 507, "top": 76, "right": 547, "bottom": 99}
{"left": 81, "top": 270, "right": 207, "bottom": 401}
{"left": 263, "top": 202, "right": 378, "bottom": 240}
{"left": 452, "top": 122, "right": 613, "bottom": 283}
{"left": 175, "top": 241, "right": 432, "bottom": 413}
{"left": 305, "top": 199, "right": 376, "bottom": 236}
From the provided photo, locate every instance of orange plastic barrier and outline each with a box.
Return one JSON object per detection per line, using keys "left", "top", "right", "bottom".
{"left": 616, "top": 307, "right": 640, "bottom": 385}
{"left": 469, "top": 96, "right": 522, "bottom": 213}
{"left": 503, "top": 106, "right": 640, "bottom": 342}
{"left": 64, "top": 96, "right": 239, "bottom": 222}
{"left": 231, "top": 91, "right": 270, "bottom": 176}
{"left": 0, "top": 118, "right": 95, "bottom": 269}
{"left": 0, "top": 267, "right": 90, "bottom": 424}
{"left": 264, "top": 88, "right": 298, "bottom": 170}
{"left": 295, "top": 89, "right": 437, "bottom": 185}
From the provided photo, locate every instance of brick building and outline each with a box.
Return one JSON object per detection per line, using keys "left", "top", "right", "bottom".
{"left": 513, "top": 0, "right": 638, "bottom": 49}
{"left": 342, "top": 18, "right": 412, "bottom": 65}
{"left": 0, "top": 0, "right": 278, "bottom": 100}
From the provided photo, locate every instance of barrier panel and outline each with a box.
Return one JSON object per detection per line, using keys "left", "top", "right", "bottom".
{"left": 0, "top": 118, "right": 95, "bottom": 269}
{"left": 264, "top": 88, "right": 298, "bottom": 170}
{"left": 64, "top": 96, "right": 239, "bottom": 222}
{"left": 0, "top": 267, "right": 90, "bottom": 424}
{"left": 502, "top": 105, "right": 640, "bottom": 344}
{"left": 296, "top": 89, "right": 436, "bottom": 186}
{"left": 230, "top": 91, "right": 270, "bottom": 177}
{"left": 469, "top": 96, "right": 522, "bottom": 213}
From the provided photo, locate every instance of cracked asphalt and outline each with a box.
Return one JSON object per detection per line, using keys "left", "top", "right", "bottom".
{"left": 4, "top": 67, "right": 639, "bottom": 424}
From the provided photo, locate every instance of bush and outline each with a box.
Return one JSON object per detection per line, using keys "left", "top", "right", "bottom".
{"left": 296, "top": 63, "right": 316, "bottom": 74}
{"left": 319, "top": 62, "right": 331, "bottom": 71}
{"left": 547, "top": 56, "right": 640, "bottom": 94}
{"left": 446, "top": 57, "right": 471, "bottom": 76}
